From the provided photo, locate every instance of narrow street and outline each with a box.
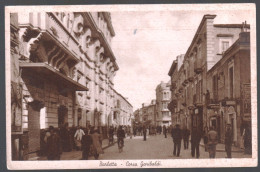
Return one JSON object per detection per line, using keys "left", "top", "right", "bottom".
{"left": 45, "top": 134, "right": 251, "bottom": 160}
{"left": 100, "top": 134, "right": 251, "bottom": 160}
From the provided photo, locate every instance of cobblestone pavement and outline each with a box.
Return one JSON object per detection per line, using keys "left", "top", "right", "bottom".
{"left": 40, "top": 134, "right": 251, "bottom": 160}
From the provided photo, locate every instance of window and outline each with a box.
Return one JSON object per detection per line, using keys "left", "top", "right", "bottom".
{"left": 229, "top": 66, "right": 234, "bottom": 98}
{"left": 219, "top": 38, "right": 232, "bottom": 54}
{"left": 222, "top": 41, "right": 230, "bottom": 52}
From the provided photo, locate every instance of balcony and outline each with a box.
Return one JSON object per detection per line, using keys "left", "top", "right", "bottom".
{"left": 194, "top": 58, "right": 203, "bottom": 74}
{"left": 193, "top": 94, "right": 203, "bottom": 107}
{"left": 182, "top": 79, "right": 189, "bottom": 87}
{"left": 178, "top": 87, "right": 184, "bottom": 93}
{"left": 188, "top": 76, "right": 194, "bottom": 82}
{"left": 207, "top": 99, "right": 220, "bottom": 109}
{"left": 170, "top": 83, "right": 177, "bottom": 91}
{"left": 168, "top": 99, "right": 177, "bottom": 112}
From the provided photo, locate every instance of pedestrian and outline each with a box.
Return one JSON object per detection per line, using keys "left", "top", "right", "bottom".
{"left": 74, "top": 126, "right": 85, "bottom": 150}
{"left": 244, "top": 123, "right": 252, "bottom": 154}
{"left": 191, "top": 126, "right": 201, "bottom": 158}
{"left": 225, "top": 124, "right": 233, "bottom": 158}
{"left": 46, "top": 126, "right": 62, "bottom": 160}
{"left": 207, "top": 126, "right": 218, "bottom": 158}
{"left": 81, "top": 129, "right": 93, "bottom": 160}
{"left": 91, "top": 128, "right": 103, "bottom": 160}
{"left": 108, "top": 126, "right": 114, "bottom": 145}
{"left": 203, "top": 126, "right": 209, "bottom": 152}
{"left": 129, "top": 126, "right": 133, "bottom": 139}
{"left": 60, "top": 123, "right": 71, "bottom": 152}
{"left": 163, "top": 125, "right": 167, "bottom": 138}
{"left": 143, "top": 125, "right": 147, "bottom": 141}
{"left": 133, "top": 126, "right": 136, "bottom": 137}
{"left": 172, "top": 124, "right": 182, "bottom": 157}
{"left": 183, "top": 126, "right": 190, "bottom": 150}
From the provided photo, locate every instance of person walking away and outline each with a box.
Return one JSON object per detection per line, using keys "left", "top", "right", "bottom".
{"left": 129, "top": 126, "right": 133, "bottom": 139}
{"left": 207, "top": 126, "right": 218, "bottom": 158}
{"left": 133, "top": 126, "right": 136, "bottom": 137}
{"left": 163, "top": 125, "right": 167, "bottom": 138}
{"left": 74, "top": 126, "right": 85, "bottom": 150}
{"left": 117, "top": 126, "right": 126, "bottom": 146}
{"left": 91, "top": 128, "right": 103, "bottom": 160}
{"left": 60, "top": 123, "right": 71, "bottom": 152}
{"left": 143, "top": 125, "right": 147, "bottom": 141}
{"left": 108, "top": 126, "right": 114, "bottom": 145}
{"left": 46, "top": 126, "right": 62, "bottom": 160}
{"left": 225, "top": 124, "right": 233, "bottom": 158}
{"left": 183, "top": 127, "right": 190, "bottom": 150}
{"left": 203, "top": 126, "right": 209, "bottom": 152}
{"left": 81, "top": 129, "right": 93, "bottom": 160}
{"left": 172, "top": 124, "right": 182, "bottom": 157}
{"left": 191, "top": 127, "right": 201, "bottom": 158}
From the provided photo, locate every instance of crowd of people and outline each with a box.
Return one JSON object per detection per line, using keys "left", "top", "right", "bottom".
{"left": 42, "top": 124, "right": 134, "bottom": 160}
{"left": 41, "top": 122, "right": 251, "bottom": 160}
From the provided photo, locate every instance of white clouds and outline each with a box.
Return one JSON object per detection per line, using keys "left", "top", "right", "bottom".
{"left": 111, "top": 10, "right": 251, "bottom": 110}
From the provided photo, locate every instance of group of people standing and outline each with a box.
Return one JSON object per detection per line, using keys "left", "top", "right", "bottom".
{"left": 167, "top": 123, "right": 243, "bottom": 159}
{"left": 43, "top": 124, "right": 103, "bottom": 160}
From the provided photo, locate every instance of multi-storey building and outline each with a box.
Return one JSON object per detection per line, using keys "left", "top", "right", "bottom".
{"left": 206, "top": 32, "right": 250, "bottom": 147}
{"left": 168, "top": 14, "right": 250, "bottom": 147}
{"left": 168, "top": 55, "right": 186, "bottom": 128}
{"left": 10, "top": 12, "right": 132, "bottom": 160}
{"left": 113, "top": 90, "right": 133, "bottom": 126}
{"left": 133, "top": 100, "right": 157, "bottom": 126}
{"left": 155, "top": 81, "right": 171, "bottom": 126}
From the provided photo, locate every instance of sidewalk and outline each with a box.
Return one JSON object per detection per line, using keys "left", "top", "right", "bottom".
{"left": 37, "top": 137, "right": 118, "bottom": 160}
{"left": 199, "top": 140, "right": 244, "bottom": 153}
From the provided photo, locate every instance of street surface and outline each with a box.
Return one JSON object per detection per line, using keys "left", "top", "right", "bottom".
{"left": 45, "top": 134, "right": 251, "bottom": 160}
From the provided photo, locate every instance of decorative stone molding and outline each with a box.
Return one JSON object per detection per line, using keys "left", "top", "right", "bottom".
{"left": 73, "top": 14, "right": 84, "bottom": 39}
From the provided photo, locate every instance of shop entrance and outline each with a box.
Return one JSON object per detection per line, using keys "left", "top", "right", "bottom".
{"left": 58, "top": 105, "right": 68, "bottom": 128}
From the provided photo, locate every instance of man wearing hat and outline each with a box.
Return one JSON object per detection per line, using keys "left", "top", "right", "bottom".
{"left": 207, "top": 126, "right": 218, "bottom": 158}
{"left": 172, "top": 124, "right": 182, "bottom": 157}
{"left": 225, "top": 124, "right": 233, "bottom": 158}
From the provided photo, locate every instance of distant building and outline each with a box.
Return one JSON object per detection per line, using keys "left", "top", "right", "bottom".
{"left": 155, "top": 81, "right": 171, "bottom": 126}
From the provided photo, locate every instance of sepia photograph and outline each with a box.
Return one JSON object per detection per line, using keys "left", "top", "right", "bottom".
{"left": 5, "top": 3, "right": 257, "bottom": 169}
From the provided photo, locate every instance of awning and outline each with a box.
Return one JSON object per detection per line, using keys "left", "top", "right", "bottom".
{"left": 20, "top": 62, "right": 88, "bottom": 91}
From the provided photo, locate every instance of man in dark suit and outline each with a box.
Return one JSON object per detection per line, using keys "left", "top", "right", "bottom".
{"left": 191, "top": 126, "right": 201, "bottom": 158}
{"left": 81, "top": 129, "right": 93, "bottom": 160}
{"left": 172, "top": 124, "right": 182, "bottom": 157}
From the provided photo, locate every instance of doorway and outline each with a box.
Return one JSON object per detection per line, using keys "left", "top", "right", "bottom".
{"left": 58, "top": 105, "right": 68, "bottom": 128}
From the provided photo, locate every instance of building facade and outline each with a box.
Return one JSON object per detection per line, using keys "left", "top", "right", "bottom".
{"left": 133, "top": 100, "right": 156, "bottom": 126}
{"left": 168, "top": 14, "right": 251, "bottom": 148}
{"left": 10, "top": 12, "right": 132, "bottom": 160}
{"left": 155, "top": 81, "right": 171, "bottom": 126}
{"left": 206, "top": 32, "right": 250, "bottom": 147}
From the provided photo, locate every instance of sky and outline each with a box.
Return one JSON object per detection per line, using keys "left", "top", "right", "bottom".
{"left": 110, "top": 9, "right": 252, "bottom": 111}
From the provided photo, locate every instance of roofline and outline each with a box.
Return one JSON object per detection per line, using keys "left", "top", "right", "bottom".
{"left": 85, "top": 13, "right": 119, "bottom": 71}
{"left": 102, "top": 12, "right": 116, "bottom": 37}
{"left": 112, "top": 88, "right": 133, "bottom": 108}
{"left": 168, "top": 60, "right": 177, "bottom": 76}
{"left": 207, "top": 32, "right": 250, "bottom": 74}
{"left": 213, "top": 24, "right": 250, "bottom": 29}
{"left": 183, "top": 14, "right": 217, "bottom": 61}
